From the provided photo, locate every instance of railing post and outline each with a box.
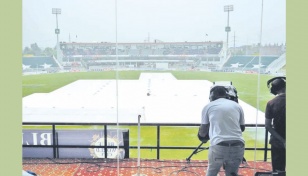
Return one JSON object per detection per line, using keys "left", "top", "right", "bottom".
{"left": 52, "top": 124, "right": 56, "bottom": 158}
{"left": 104, "top": 124, "right": 108, "bottom": 158}
{"left": 123, "top": 130, "right": 130, "bottom": 158}
{"left": 264, "top": 129, "right": 269, "bottom": 161}
{"left": 157, "top": 125, "right": 160, "bottom": 160}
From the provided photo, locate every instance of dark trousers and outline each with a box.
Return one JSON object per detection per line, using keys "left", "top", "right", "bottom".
{"left": 271, "top": 145, "right": 286, "bottom": 176}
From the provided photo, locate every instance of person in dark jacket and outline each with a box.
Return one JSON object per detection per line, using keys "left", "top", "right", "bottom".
{"left": 265, "top": 77, "right": 286, "bottom": 176}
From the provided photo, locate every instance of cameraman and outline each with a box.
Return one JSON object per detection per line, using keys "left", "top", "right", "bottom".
{"left": 265, "top": 77, "right": 286, "bottom": 175}
{"left": 198, "top": 86, "right": 245, "bottom": 176}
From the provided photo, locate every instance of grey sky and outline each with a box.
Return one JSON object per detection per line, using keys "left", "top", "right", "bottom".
{"left": 22, "top": 0, "right": 285, "bottom": 49}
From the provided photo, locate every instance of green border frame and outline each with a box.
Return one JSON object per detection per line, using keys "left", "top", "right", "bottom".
{"left": 1, "top": 0, "right": 305, "bottom": 175}
{"left": 1, "top": 0, "right": 22, "bottom": 175}
{"left": 286, "top": 0, "right": 306, "bottom": 175}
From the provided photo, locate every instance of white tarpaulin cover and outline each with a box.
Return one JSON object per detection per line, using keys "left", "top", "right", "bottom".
{"left": 23, "top": 73, "right": 265, "bottom": 124}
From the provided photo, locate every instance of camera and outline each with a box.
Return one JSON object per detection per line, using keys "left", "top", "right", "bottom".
{"left": 209, "top": 81, "right": 239, "bottom": 103}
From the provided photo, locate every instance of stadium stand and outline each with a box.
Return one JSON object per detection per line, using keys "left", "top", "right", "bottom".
{"left": 20, "top": 41, "right": 283, "bottom": 74}
{"left": 23, "top": 56, "right": 59, "bottom": 68}
{"left": 221, "top": 55, "right": 281, "bottom": 73}
{"left": 22, "top": 56, "right": 61, "bottom": 74}
{"left": 265, "top": 53, "right": 286, "bottom": 75}
{"left": 220, "top": 43, "right": 286, "bottom": 74}
{"left": 59, "top": 41, "right": 225, "bottom": 71}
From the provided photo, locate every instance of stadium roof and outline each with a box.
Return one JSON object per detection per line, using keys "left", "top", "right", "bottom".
{"left": 22, "top": 73, "right": 265, "bottom": 125}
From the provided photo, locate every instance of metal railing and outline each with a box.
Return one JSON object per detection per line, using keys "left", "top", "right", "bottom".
{"left": 22, "top": 122, "right": 269, "bottom": 161}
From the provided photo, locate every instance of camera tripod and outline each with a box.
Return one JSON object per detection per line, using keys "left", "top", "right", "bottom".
{"left": 186, "top": 142, "right": 209, "bottom": 163}
{"left": 186, "top": 142, "right": 247, "bottom": 165}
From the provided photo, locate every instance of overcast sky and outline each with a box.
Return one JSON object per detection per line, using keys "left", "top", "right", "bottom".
{"left": 22, "top": 0, "right": 285, "bottom": 49}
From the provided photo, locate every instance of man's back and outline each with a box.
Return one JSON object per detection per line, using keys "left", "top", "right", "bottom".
{"left": 202, "top": 98, "right": 245, "bottom": 146}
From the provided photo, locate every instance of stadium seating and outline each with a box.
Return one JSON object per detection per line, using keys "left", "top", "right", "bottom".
{"left": 222, "top": 55, "right": 278, "bottom": 70}
{"left": 22, "top": 56, "right": 60, "bottom": 69}
{"left": 58, "top": 42, "right": 285, "bottom": 72}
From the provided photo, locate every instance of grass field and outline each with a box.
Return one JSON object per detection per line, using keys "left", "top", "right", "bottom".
{"left": 22, "top": 71, "right": 274, "bottom": 161}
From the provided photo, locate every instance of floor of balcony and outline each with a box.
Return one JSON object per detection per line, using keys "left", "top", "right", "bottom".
{"left": 22, "top": 158, "right": 273, "bottom": 176}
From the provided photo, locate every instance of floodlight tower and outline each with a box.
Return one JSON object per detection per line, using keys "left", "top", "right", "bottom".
{"left": 52, "top": 8, "right": 62, "bottom": 64}
{"left": 224, "top": 5, "right": 233, "bottom": 58}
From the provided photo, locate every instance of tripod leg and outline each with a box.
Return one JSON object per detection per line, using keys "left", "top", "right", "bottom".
{"left": 186, "top": 142, "right": 204, "bottom": 162}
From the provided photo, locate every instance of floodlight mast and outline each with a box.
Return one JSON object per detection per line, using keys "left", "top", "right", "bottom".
{"left": 52, "top": 8, "right": 62, "bottom": 64}
{"left": 224, "top": 5, "right": 233, "bottom": 59}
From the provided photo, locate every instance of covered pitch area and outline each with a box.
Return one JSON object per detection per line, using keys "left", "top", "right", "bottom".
{"left": 22, "top": 73, "right": 265, "bottom": 125}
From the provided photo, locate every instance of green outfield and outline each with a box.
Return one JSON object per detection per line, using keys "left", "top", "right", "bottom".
{"left": 22, "top": 71, "right": 274, "bottom": 161}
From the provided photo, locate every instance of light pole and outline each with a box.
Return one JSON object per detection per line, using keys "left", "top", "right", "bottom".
{"left": 52, "top": 8, "right": 61, "bottom": 64}
{"left": 224, "top": 5, "right": 233, "bottom": 58}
